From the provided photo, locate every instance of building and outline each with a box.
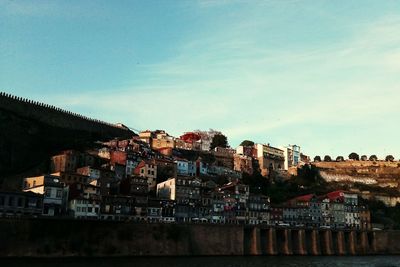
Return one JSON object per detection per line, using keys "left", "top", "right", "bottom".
{"left": 282, "top": 145, "right": 301, "bottom": 170}
{"left": 218, "top": 181, "right": 249, "bottom": 206}
{"left": 233, "top": 154, "right": 253, "bottom": 175}
{"left": 100, "top": 195, "right": 137, "bottom": 221}
{"left": 184, "top": 129, "right": 222, "bottom": 151}
{"left": 208, "top": 165, "right": 242, "bottom": 180}
{"left": 68, "top": 198, "right": 100, "bottom": 219}
{"left": 76, "top": 166, "right": 101, "bottom": 180}
{"left": 255, "top": 144, "right": 285, "bottom": 176}
{"left": 50, "top": 150, "right": 98, "bottom": 173}
{"left": 151, "top": 131, "right": 175, "bottom": 151}
{"left": 157, "top": 176, "right": 202, "bottom": 204}
{"left": 0, "top": 191, "right": 43, "bottom": 217}
{"left": 212, "top": 147, "right": 235, "bottom": 169}
{"left": 247, "top": 194, "right": 270, "bottom": 225}
{"left": 23, "top": 175, "right": 68, "bottom": 216}
{"left": 133, "top": 160, "right": 157, "bottom": 190}
{"left": 236, "top": 145, "right": 254, "bottom": 157}
{"left": 176, "top": 159, "right": 195, "bottom": 177}
{"left": 51, "top": 172, "right": 91, "bottom": 185}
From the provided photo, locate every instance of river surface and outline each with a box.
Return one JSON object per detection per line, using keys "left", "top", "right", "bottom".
{"left": 1, "top": 256, "right": 400, "bottom": 267}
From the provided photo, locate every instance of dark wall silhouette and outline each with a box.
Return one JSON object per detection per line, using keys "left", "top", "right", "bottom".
{"left": 0, "top": 92, "right": 134, "bottom": 189}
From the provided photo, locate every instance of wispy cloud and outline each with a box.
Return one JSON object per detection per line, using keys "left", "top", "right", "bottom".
{"left": 9, "top": 2, "right": 400, "bottom": 157}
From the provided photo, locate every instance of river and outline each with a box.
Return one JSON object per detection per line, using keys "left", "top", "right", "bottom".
{"left": 1, "top": 256, "right": 400, "bottom": 267}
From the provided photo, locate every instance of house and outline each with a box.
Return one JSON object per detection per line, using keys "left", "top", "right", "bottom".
{"left": 68, "top": 198, "right": 100, "bottom": 219}
{"left": 270, "top": 206, "right": 284, "bottom": 225}
{"left": 51, "top": 172, "right": 90, "bottom": 185}
{"left": 76, "top": 166, "right": 101, "bottom": 180}
{"left": 218, "top": 181, "right": 250, "bottom": 205}
{"left": 233, "top": 154, "right": 253, "bottom": 175}
{"left": 157, "top": 176, "right": 201, "bottom": 204}
{"left": 176, "top": 158, "right": 195, "bottom": 176}
{"left": 134, "top": 160, "right": 157, "bottom": 190}
{"left": 23, "top": 175, "right": 68, "bottom": 216}
{"left": 212, "top": 147, "right": 235, "bottom": 169}
{"left": 50, "top": 150, "right": 99, "bottom": 173}
{"left": 208, "top": 165, "right": 242, "bottom": 180}
{"left": 0, "top": 191, "right": 43, "bottom": 217}
{"left": 281, "top": 145, "right": 301, "bottom": 170}
{"left": 100, "top": 195, "right": 137, "bottom": 221}
{"left": 255, "top": 144, "right": 285, "bottom": 176}
{"left": 67, "top": 182, "right": 101, "bottom": 219}
{"left": 247, "top": 194, "right": 270, "bottom": 225}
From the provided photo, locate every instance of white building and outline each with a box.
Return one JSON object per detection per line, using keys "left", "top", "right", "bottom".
{"left": 282, "top": 145, "right": 301, "bottom": 170}
{"left": 69, "top": 199, "right": 100, "bottom": 219}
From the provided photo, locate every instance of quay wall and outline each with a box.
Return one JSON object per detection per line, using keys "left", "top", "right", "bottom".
{"left": 0, "top": 219, "right": 398, "bottom": 257}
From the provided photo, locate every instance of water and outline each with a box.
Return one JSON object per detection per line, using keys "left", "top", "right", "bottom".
{"left": 1, "top": 256, "right": 400, "bottom": 267}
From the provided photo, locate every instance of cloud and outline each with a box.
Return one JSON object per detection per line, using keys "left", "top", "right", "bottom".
{"left": 19, "top": 5, "right": 400, "bottom": 156}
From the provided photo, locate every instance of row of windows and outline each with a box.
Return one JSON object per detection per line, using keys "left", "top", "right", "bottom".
{"left": 0, "top": 196, "right": 41, "bottom": 208}
{"left": 76, "top": 207, "right": 99, "bottom": 213}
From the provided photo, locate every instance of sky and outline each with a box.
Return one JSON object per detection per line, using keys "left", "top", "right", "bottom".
{"left": 1, "top": 0, "right": 400, "bottom": 159}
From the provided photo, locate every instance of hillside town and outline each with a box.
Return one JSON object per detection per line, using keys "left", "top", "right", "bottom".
{"left": 0, "top": 129, "right": 375, "bottom": 230}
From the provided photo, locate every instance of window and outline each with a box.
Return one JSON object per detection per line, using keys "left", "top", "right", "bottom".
{"left": 0, "top": 196, "right": 4, "bottom": 206}
{"left": 18, "top": 198, "right": 23, "bottom": 207}
{"left": 45, "top": 188, "right": 51, "bottom": 197}
{"left": 56, "top": 190, "right": 62, "bottom": 198}
{"left": 8, "top": 197, "right": 14, "bottom": 206}
{"left": 88, "top": 207, "right": 92, "bottom": 212}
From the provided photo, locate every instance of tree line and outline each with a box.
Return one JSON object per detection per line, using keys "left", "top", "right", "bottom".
{"left": 314, "top": 153, "right": 396, "bottom": 162}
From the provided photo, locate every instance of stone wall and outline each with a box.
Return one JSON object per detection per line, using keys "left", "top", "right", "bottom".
{"left": 0, "top": 92, "right": 132, "bottom": 138}
{"left": 0, "top": 219, "right": 397, "bottom": 257}
{"left": 0, "top": 92, "right": 133, "bottom": 182}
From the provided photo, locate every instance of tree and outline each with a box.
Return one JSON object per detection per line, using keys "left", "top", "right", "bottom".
{"left": 386, "top": 155, "right": 395, "bottom": 162}
{"left": 324, "top": 155, "right": 332, "bottom": 162}
{"left": 336, "top": 156, "right": 344, "bottom": 162}
{"left": 210, "top": 134, "right": 228, "bottom": 149}
{"left": 361, "top": 155, "right": 368, "bottom": 161}
{"left": 314, "top": 156, "right": 321, "bottom": 162}
{"left": 349, "top": 152, "right": 360, "bottom": 161}
{"left": 369, "top": 155, "right": 378, "bottom": 161}
{"left": 240, "top": 140, "right": 254, "bottom": 147}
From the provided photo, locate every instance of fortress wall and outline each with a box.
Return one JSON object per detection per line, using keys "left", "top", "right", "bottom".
{"left": 0, "top": 92, "right": 132, "bottom": 139}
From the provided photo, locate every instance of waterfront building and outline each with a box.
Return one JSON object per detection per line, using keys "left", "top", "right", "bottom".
{"left": 0, "top": 191, "right": 43, "bottom": 217}
{"left": 68, "top": 198, "right": 100, "bottom": 219}
{"left": 23, "top": 175, "right": 68, "bottom": 216}
{"left": 247, "top": 194, "right": 270, "bottom": 225}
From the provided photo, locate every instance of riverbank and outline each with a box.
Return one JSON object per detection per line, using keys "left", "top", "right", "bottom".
{"left": 0, "top": 218, "right": 399, "bottom": 257}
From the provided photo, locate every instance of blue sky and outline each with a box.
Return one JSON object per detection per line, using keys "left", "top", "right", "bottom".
{"left": 1, "top": 0, "right": 400, "bottom": 159}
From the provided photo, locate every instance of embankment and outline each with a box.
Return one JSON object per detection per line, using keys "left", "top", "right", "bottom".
{"left": 0, "top": 219, "right": 399, "bottom": 257}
